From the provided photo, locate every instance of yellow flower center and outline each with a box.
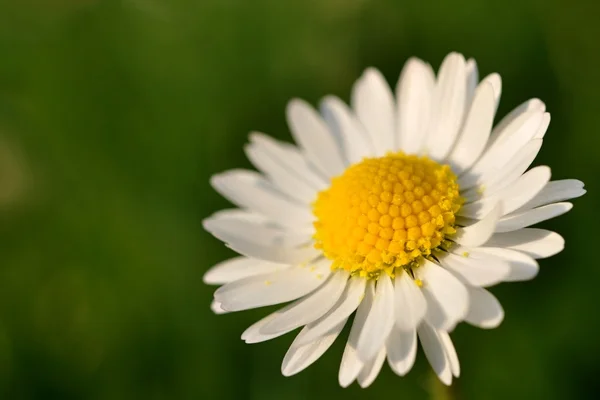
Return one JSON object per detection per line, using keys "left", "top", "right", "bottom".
{"left": 312, "top": 152, "right": 462, "bottom": 278}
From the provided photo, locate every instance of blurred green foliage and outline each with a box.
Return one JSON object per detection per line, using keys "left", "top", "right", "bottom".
{"left": 0, "top": 0, "right": 598, "bottom": 399}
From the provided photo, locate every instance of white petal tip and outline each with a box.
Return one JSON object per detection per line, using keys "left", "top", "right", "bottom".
{"left": 446, "top": 51, "right": 465, "bottom": 60}
{"left": 248, "top": 131, "right": 267, "bottom": 142}
{"left": 541, "top": 235, "right": 565, "bottom": 259}
{"left": 405, "top": 57, "right": 427, "bottom": 68}
{"left": 202, "top": 273, "right": 218, "bottom": 285}
{"left": 286, "top": 97, "right": 305, "bottom": 110}
{"left": 210, "top": 300, "right": 228, "bottom": 314}
{"left": 212, "top": 294, "right": 234, "bottom": 311}
{"left": 438, "top": 374, "right": 452, "bottom": 386}
{"left": 479, "top": 315, "right": 504, "bottom": 329}
{"left": 201, "top": 217, "right": 215, "bottom": 232}
{"left": 208, "top": 175, "right": 221, "bottom": 190}
{"left": 485, "top": 73, "right": 501, "bottom": 93}
{"left": 285, "top": 98, "right": 311, "bottom": 123}
{"left": 338, "top": 371, "right": 359, "bottom": 388}
{"left": 339, "top": 380, "right": 353, "bottom": 389}
{"left": 529, "top": 98, "right": 546, "bottom": 112}
{"left": 362, "top": 67, "right": 383, "bottom": 79}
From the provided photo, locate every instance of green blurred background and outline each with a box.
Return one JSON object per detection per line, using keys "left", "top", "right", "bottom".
{"left": 0, "top": 0, "right": 598, "bottom": 399}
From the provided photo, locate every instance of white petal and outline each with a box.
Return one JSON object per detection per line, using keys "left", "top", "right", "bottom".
{"left": 357, "top": 347, "right": 386, "bottom": 388}
{"left": 243, "top": 286, "right": 347, "bottom": 343}
{"left": 339, "top": 281, "right": 374, "bottom": 388}
{"left": 497, "top": 166, "right": 551, "bottom": 215}
{"left": 464, "top": 286, "right": 504, "bottom": 329}
{"left": 320, "top": 96, "right": 375, "bottom": 163}
{"left": 204, "top": 256, "right": 289, "bottom": 285}
{"left": 448, "top": 81, "right": 496, "bottom": 174}
{"left": 485, "top": 228, "right": 564, "bottom": 259}
{"left": 454, "top": 203, "right": 502, "bottom": 247}
{"left": 352, "top": 68, "right": 396, "bottom": 155}
{"left": 485, "top": 106, "right": 545, "bottom": 162}
{"left": 458, "top": 247, "right": 539, "bottom": 282}
{"left": 296, "top": 276, "right": 367, "bottom": 346}
{"left": 214, "top": 260, "right": 331, "bottom": 311}
{"left": 210, "top": 300, "right": 229, "bottom": 314}
{"left": 210, "top": 169, "right": 313, "bottom": 229}
{"left": 418, "top": 323, "right": 452, "bottom": 386}
{"left": 248, "top": 132, "right": 327, "bottom": 190}
{"left": 386, "top": 327, "right": 417, "bottom": 376}
{"left": 439, "top": 251, "right": 510, "bottom": 287}
{"left": 281, "top": 320, "right": 346, "bottom": 377}
{"left": 458, "top": 194, "right": 500, "bottom": 219}
{"left": 495, "top": 202, "right": 573, "bottom": 233}
{"left": 395, "top": 58, "right": 435, "bottom": 154}
{"left": 286, "top": 99, "right": 346, "bottom": 177}
{"left": 206, "top": 208, "right": 269, "bottom": 225}
{"left": 203, "top": 210, "right": 310, "bottom": 248}
{"left": 438, "top": 331, "right": 460, "bottom": 377}
{"left": 224, "top": 240, "right": 317, "bottom": 265}
{"left": 460, "top": 108, "right": 545, "bottom": 189}
{"left": 464, "top": 58, "right": 478, "bottom": 107}
{"left": 260, "top": 271, "right": 349, "bottom": 334}
{"left": 518, "top": 179, "right": 586, "bottom": 211}
{"left": 426, "top": 52, "right": 467, "bottom": 161}
{"left": 416, "top": 260, "right": 469, "bottom": 331}
{"left": 203, "top": 214, "right": 317, "bottom": 264}
{"left": 245, "top": 137, "right": 318, "bottom": 203}
{"left": 242, "top": 305, "right": 298, "bottom": 344}
{"left": 462, "top": 139, "right": 543, "bottom": 202}
{"left": 481, "top": 73, "right": 502, "bottom": 110}
{"left": 533, "top": 112, "right": 551, "bottom": 139}
{"left": 488, "top": 98, "right": 545, "bottom": 144}
{"left": 356, "top": 274, "right": 395, "bottom": 362}
{"left": 394, "top": 270, "right": 427, "bottom": 331}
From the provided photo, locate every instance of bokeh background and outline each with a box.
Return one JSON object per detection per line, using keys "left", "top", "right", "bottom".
{"left": 0, "top": 0, "right": 598, "bottom": 399}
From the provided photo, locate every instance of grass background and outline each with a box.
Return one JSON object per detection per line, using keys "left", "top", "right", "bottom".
{"left": 0, "top": 0, "right": 598, "bottom": 399}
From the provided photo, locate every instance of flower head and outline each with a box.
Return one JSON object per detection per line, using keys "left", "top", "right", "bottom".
{"left": 203, "top": 52, "right": 585, "bottom": 387}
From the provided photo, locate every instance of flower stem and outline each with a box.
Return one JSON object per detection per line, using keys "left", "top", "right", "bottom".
{"left": 429, "top": 372, "right": 455, "bottom": 400}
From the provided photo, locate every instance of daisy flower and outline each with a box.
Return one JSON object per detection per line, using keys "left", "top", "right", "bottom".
{"left": 203, "top": 52, "right": 585, "bottom": 387}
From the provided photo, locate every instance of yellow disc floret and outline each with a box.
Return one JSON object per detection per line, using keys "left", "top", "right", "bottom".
{"left": 312, "top": 152, "right": 462, "bottom": 278}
